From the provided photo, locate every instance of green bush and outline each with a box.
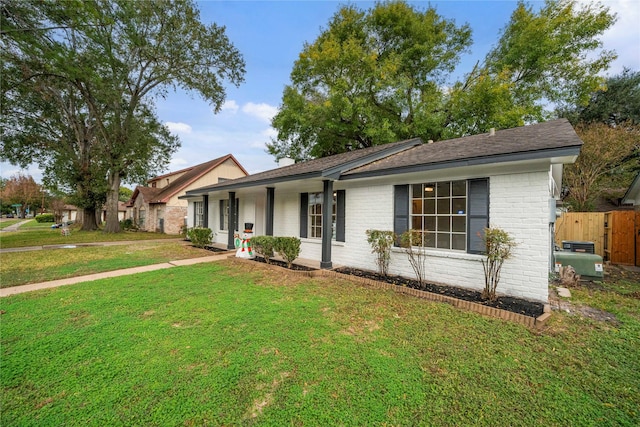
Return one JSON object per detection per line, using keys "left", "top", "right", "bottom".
{"left": 35, "top": 213, "right": 55, "bottom": 223}
{"left": 120, "top": 218, "right": 138, "bottom": 231}
{"left": 186, "top": 227, "right": 213, "bottom": 249}
{"left": 251, "top": 235, "right": 276, "bottom": 264}
{"left": 274, "top": 236, "right": 301, "bottom": 269}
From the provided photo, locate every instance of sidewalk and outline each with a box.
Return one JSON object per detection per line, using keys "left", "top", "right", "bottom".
{"left": 0, "top": 253, "right": 231, "bottom": 297}
{"left": 0, "top": 238, "right": 185, "bottom": 253}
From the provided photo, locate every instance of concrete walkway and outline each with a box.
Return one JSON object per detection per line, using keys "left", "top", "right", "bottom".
{"left": 0, "top": 219, "right": 31, "bottom": 233}
{"left": 0, "top": 253, "right": 231, "bottom": 297}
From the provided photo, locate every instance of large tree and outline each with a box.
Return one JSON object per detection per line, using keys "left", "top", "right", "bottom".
{"left": 558, "top": 69, "right": 640, "bottom": 210}
{"left": 0, "top": 174, "right": 42, "bottom": 218}
{"left": 1, "top": 0, "right": 245, "bottom": 232}
{"left": 269, "top": 0, "right": 616, "bottom": 160}
{"left": 563, "top": 122, "right": 639, "bottom": 211}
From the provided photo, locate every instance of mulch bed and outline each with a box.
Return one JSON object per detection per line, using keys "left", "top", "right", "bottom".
{"left": 334, "top": 267, "right": 545, "bottom": 318}
{"left": 252, "top": 256, "right": 315, "bottom": 271}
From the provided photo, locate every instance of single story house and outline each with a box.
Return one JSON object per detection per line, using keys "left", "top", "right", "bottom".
{"left": 127, "top": 154, "right": 248, "bottom": 234}
{"left": 180, "top": 119, "right": 582, "bottom": 303}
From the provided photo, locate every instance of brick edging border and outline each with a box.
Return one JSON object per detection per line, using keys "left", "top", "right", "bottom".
{"left": 227, "top": 256, "right": 551, "bottom": 330}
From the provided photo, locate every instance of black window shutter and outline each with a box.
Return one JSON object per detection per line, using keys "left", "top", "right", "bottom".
{"left": 300, "top": 193, "right": 308, "bottom": 238}
{"left": 467, "top": 178, "right": 489, "bottom": 254}
{"left": 336, "top": 190, "right": 346, "bottom": 242}
{"left": 394, "top": 185, "right": 409, "bottom": 246}
{"left": 219, "top": 200, "right": 224, "bottom": 230}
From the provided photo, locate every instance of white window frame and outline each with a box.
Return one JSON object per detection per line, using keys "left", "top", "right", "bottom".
{"left": 194, "top": 201, "right": 204, "bottom": 228}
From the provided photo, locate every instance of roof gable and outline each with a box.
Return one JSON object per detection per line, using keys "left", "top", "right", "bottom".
{"left": 131, "top": 154, "right": 247, "bottom": 204}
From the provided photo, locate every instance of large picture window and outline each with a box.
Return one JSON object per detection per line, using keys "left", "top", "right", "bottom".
{"left": 410, "top": 180, "right": 467, "bottom": 250}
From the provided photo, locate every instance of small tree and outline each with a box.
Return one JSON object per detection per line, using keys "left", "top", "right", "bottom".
{"left": 274, "top": 237, "right": 301, "bottom": 269}
{"left": 399, "top": 229, "right": 427, "bottom": 286}
{"left": 365, "top": 229, "right": 395, "bottom": 276}
{"left": 481, "top": 227, "right": 517, "bottom": 302}
{"left": 251, "top": 235, "right": 276, "bottom": 264}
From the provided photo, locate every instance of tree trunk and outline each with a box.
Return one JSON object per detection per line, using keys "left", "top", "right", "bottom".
{"left": 80, "top": 207, "right": 99, "bottom": 231}
{"left": 103, "top": 170, "right": 122, "bottom": 233}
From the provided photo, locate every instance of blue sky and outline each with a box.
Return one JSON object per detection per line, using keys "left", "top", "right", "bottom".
{"left": 2, "top": 0, "right": 639, "bottom": 183}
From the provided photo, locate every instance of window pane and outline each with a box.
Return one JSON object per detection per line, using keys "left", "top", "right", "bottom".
{"left": 411, "top": 216, "right": 422, "bottom": 230}
{"left": 424, "top": 199, "right": 435, "bottom": 214}
{"left": 437, "top": 198, "right": 450, "bottom": 214}
{"left": 412, "top": 184, "right": 423, "bottom": 198}
{"left": 452, "top": 233, "right": 466, "bottom": 250}
{"left": 452, "top": 198, "right": 466, "bottom": 214}
{"left": 452, "top": 180, "right": 466, "bottom": 196}
{"left": 437, "top": 233, "right": 450, "bottom": 249}
{"left": 424, "top": 216, "right": 436, "bottom": 231}
{"left": 423, "top": 183, "right": 436, "bottom": 198}
{"left": 437, "top": 182, "right": 450, "bottom": 197}
{"left": 424, "top": 232, "right": 436, "bottom": 247}
{"left": 412, "top": 200, "right": 422, "bottom": 214}
{"left": 452, "top": 216, "right": 466, "bottom": 232}
{"left": 437, "top": 216, "right": 451, "bottom": 232}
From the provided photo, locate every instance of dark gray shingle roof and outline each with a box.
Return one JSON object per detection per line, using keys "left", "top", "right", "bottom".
{"left": 343, "top": 119, "right": 583, "bottom": 178}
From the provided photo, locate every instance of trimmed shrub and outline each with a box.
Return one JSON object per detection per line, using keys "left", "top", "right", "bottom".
{"left": 481, "top": 227, "right": 517, "bottom": 302}
{"left": 35, "top": 213, "right": 55, "bottom": 223}
{"left": 274, "top": 236, "right": 301, "bottom": 269}
{"left": 186, "top": 227, "right": 213, "bottom": 249}
{"left": 251, "top": 235, "right": 276, "bottom": 264}
{"left": 366, "top": 229, "right": 395, "bottom": 276}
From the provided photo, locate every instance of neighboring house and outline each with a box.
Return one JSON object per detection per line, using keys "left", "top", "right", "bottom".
{"left": 60, "top": 204, "right": 78, "bottom": 223}
{"left": 181, "top": 119, "right": 582, "bottom": 303}
{"left": 621, "top": 172, "right": 640, "bottom": 209}
{"left": 100, "top": 202, "right": 127, "bottom": 223}
{"left": 127, "top": 154, "right": 248, "bottom": 234}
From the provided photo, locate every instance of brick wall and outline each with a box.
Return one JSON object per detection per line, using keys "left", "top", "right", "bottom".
{"left": 164, "top": 205, "right": 187, "bottom": 234}
{"left": 333, "top": 171, "right": 551, "bottom": 303}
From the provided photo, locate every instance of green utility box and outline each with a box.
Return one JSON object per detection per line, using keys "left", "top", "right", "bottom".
{"left": 554, "top": 251, "right": 604, "bottom": 279}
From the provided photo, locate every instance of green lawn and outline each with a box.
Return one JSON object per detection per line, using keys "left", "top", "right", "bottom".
{"left": 2, "top": 259, "right": 638, "bottom": 426}
{"left": 0, "top": 241, "right": 214, "bottom": 288}
{"left": 0, "top": 226, "right": 178, "bottom": 248}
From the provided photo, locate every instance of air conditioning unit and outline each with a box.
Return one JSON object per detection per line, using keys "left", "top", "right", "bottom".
{"left": 562, "top": 240, "right": 595, "bottom": 254}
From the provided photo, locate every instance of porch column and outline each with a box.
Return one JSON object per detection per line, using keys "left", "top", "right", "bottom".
{"left": 202, "top": 195, "right": 209, "bottom": 228}
{"left": 321, "top": 179, "right": 333, "bottom": 269}
{"left": 227, "top": 191, "right": 236, "bottom": 249}
{"left": 266, "top": 187, "right": 275, "bottom": 236}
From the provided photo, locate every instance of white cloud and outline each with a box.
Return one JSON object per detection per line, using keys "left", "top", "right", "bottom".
{"left": 169, "top": 158, "right": 189, "bottom": 169}
{"left": 165, "top": 122, "right": 192, "bottom": 134}
{"left": 221, "top": 100, "right": 239, "bottom": 113}
{"left": 242, "top": 102, "right": 278, "bottom": 124}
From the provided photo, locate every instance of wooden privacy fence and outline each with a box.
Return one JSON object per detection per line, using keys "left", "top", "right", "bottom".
{"left": 555, "top": 211, "right": 638, "bottom": 265}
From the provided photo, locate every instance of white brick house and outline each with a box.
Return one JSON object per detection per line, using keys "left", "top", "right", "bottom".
{"left": 181, "top": 120, "right": 582, "bottom": 303}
